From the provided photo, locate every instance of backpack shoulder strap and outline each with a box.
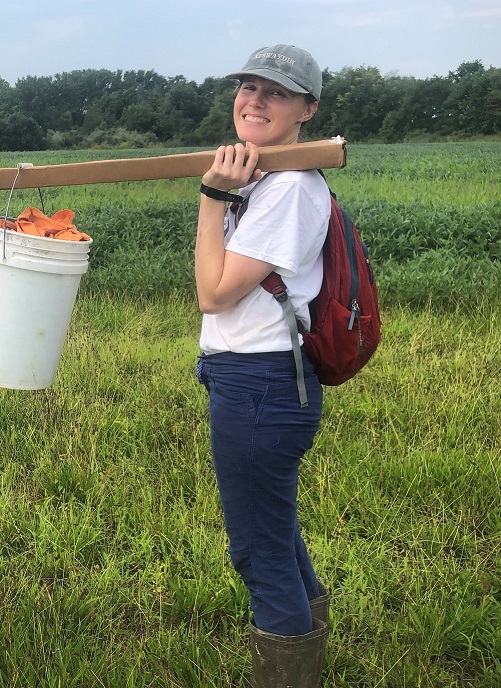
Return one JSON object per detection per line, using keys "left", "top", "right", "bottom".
{"left": 260, "top": 273, "right": 308, "bottom": 408}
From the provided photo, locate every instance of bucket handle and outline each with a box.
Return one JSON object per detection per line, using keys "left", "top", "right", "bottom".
{"left": 2, "top": 163, "right": 34, "bottom": 261}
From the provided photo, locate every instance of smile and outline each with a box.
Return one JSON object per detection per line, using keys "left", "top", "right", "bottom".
{"left": 243, "top": 115, "right": 270, "bottom": 124}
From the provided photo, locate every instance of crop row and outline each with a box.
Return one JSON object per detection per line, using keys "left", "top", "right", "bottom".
{"left": 76, "top": 196, "right": 500, "bottom": 306}
{"left": 1, "top": 143, "right": 500, "bottom": 306}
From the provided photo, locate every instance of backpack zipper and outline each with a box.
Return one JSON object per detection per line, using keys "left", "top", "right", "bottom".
{"left": 348, "top": 300, "right": 364, "bottom": 354}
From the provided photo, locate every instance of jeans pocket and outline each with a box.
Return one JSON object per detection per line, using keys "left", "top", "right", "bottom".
{"left": 212, "top": 380, "right": 271, "bottom": 430}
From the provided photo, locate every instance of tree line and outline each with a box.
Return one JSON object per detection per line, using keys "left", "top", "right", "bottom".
{"left": 0, "top": 60, "right": 499, "bottom": 151}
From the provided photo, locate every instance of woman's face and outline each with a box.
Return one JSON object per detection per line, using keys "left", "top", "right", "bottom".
{"left": 233, "top": 76, "right": 318, "bottom": 147}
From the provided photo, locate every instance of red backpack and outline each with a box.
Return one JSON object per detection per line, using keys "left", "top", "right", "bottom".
{"left": 237, "top": 172, "right": 381, "bottom": 407}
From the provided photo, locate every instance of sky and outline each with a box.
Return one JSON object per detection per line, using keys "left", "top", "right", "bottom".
{"left": 1, "top": 0, "right": 501, "bottom": 86}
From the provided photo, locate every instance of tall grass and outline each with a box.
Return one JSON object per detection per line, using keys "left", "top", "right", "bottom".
{"left": 0, "top": 294, "right": 498, "bottom": 686}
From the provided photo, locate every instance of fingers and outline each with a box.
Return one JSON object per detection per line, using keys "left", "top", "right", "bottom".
{"left": 249, "top": 167, "right": 262, "bottom": 183}
{"left": 203, "top": 142, "right": 260, "bottom": 190}
{"left": 219, "top": 143, "right": 247, "bottom": 172}
{"left": 244, "top": 141, "right": 259, "bottom": 170}
{"left": 244, "top": 142, "right": 261, "bottom": 183}
{"left": 234, "top": 142, "right": 260, "bottom": 184}
{"left": 221, "top": 143, "right": 245, "bottom": 177}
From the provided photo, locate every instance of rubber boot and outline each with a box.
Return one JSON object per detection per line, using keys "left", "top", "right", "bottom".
{"left": 250, "top": 617, "right": 328, "bottom": 688}
{"left": 309, "top": 582, "right": 331, "bottom": 626}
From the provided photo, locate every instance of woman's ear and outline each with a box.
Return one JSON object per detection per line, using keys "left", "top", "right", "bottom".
{"left": 298, "top": 100, "right": 318, "bottom": 123}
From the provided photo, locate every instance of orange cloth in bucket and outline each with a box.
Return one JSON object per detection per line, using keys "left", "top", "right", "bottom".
{"left": 4, "top": 207, "right": 91, "bottom": 241}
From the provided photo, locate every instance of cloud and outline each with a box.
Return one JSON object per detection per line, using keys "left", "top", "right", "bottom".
{"left": 35, "top": 15, "right": 96, "bottom": 44}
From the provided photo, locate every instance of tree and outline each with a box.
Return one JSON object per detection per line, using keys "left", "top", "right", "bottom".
{"left": 192, "top": 89, "right": 237, "bottom": 145}
{"left": 448, "top": 60, "right": 485, "bottom": 83}
{"left": 310, "top": 66, "right": 397, "bottom": 141}
{"left": 121, "top": 102, "right": 158, "bottom": 134}
{"left": 0, "top": 78, "right": 14, "bottom": 114}
{"left": 403, "top": 77, "right": 451, "bottom": 136}
{"left": 121, "top": 69, "right": 169, "bottom": 98}
{"left": 0, "top": 111, "right": 46, "bottom": 151}
{"left": 151, "top": 81, "right": 208, "bottom": 144}
{"left": 444, "top": 63, "right": 500, "bottom": 135}
{"left": 3, "top": 59, "right": 499, "bottom": 148}
{"left": 483, "top": 68, "right": 501, "bottom": 134}
{"left": 82, "top": 103, "right": 106, "bottom": 134}
{"left": 12, "top": 75, "right": 60, "bottom": 131}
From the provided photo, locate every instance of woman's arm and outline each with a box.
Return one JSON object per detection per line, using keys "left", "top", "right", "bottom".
{"left": 195, "top": 142, "right": 275, "bottom": 314}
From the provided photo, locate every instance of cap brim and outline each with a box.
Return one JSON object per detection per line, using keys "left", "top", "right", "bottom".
{"left": 225, "top": 69, "right": 309, "bottom": 95}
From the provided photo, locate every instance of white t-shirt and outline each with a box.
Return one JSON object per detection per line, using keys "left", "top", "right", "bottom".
{"left": 199, "top": 169, "right": 330, "bottom": 354}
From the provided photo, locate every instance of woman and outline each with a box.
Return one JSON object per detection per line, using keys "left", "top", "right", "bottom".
{"left": 196, "top": 44, "right": 330, "bottom": 687}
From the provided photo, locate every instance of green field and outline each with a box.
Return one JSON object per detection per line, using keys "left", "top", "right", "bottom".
{"left": 0, "top": 143, "right": 499, "bottom": 687}
{"left": 3, "top": 141, "right": 499, "bottom": 304}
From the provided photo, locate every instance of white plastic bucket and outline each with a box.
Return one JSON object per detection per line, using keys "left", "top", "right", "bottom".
{"left": 0, "top": 228, "right": 92, "bottom": 389}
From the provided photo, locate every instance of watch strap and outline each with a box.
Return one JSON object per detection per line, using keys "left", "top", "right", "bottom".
{"left": 200, "top": 184, "right": 243, "bottom": 203}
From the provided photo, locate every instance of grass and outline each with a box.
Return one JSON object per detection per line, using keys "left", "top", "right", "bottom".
{"left": 0, "top": 293, "right": 498, "bottom": 686}
{"left": 0, "top": 141, "right": 499, "bottom": 685}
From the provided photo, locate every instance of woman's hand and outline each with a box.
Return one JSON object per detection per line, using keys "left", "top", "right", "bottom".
{"left": 202, "top": 142, "right": 261, "bottom": 191}
{"left": 196, "top": 140, "right": 273, "bottom": 314}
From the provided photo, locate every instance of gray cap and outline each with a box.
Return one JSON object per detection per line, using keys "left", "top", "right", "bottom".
{"left": 225, "top": 44, "right": 322, "bottom": 101}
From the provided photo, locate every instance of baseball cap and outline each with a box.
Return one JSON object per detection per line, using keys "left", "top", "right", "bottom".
{"left": 225, "top": 44, "right": 322, "bottom": 101}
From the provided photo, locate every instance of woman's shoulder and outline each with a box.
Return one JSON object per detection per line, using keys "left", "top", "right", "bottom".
{"left": 256, "top": 170, "right": 330, "bottom": 215}
{"left": 237, "top": 170, "right": 330, "bottom": 224}
{"left": 251, "top": 169, "right": 328, "bottom": 199}
{"left": 262, "top": 168, "right": 323, "bottom": 185}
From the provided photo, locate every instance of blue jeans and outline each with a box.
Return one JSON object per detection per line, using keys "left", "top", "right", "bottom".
{"left": 198, "top": 350, "right": 323, "bottom": 636}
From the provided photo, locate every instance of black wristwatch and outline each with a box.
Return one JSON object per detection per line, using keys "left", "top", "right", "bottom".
{"left": 200, "top": 184, "right": 243, "bottom": 203}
